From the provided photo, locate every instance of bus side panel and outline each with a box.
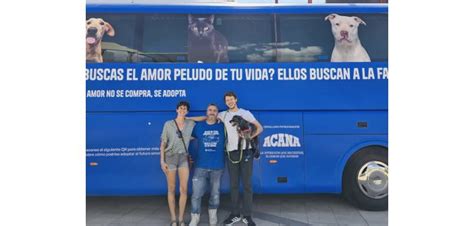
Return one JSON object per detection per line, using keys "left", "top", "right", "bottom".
{"left": 257, "top": 112, "right": 305, "bottom": 193}
{"left": 86, "top": 112, "right": 174, "bottom": 195}
{"left": 304, "top": 111, "right": 388, "bottom": 134}
{"left": 303, "top": 111, "right": 387, "bottom": 193}
{"left": 86, "top": 62, "right": 388, "bottom": 112}
{"left": 304, "top": 134, "right": 388, "bottom": 193}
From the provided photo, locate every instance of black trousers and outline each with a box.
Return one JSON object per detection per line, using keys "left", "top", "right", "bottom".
{"left": 226, "top": 149, "right": 254, "bottom": 216}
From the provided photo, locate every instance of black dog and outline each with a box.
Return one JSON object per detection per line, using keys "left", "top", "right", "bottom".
{"left": 229, "top": 115, "right": 260, "bottom": 159}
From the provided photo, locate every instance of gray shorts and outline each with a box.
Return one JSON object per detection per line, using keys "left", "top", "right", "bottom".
{"left": 164, "top": 152, "right": 189, "bottom": 170}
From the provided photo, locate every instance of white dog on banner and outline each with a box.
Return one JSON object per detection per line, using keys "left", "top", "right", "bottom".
{"left": 325, "top": 13, "right": 371, "bottom": 62}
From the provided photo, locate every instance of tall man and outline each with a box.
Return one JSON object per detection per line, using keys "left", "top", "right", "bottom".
{"left": 219, "top": 92, "right": 263, "bottom": 226}
{"left": 189, "top": 104, "right": 226, "bottom": 226}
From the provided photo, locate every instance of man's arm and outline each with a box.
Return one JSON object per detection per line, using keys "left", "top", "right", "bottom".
{"left": 187, "top": 116, "right": 207, "bottom": 122}
{"left": 243, "top": 110, "right": 262, "bottom": 139}
{"left": 250, "top": 120, "right": 263, "bottom": 139}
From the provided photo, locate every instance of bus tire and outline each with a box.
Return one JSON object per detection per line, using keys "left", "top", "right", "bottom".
{"left": 343, "top": 146, "right": 388, "bottom": 211}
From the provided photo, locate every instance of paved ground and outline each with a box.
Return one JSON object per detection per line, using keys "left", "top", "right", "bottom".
{"left": 87, "top": 195, "right": 387, "bottom": 226}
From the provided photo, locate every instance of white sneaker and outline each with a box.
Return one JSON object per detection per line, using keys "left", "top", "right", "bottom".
{"left": 189, "top": 213, "right": 200, "bottom": 226}
{"left": 209, "top": 209, "right": 218, "bottom": 226}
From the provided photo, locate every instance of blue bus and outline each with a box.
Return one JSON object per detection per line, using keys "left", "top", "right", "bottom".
{"left": 86, "top": 2, "right": 388, "bottom": 210}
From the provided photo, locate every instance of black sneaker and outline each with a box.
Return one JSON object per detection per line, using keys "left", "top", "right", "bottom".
{"left": 223, "top": 214, "right": 241, "bottom": 225}
{"left": 242, "top": 216, "right": 256, "bottom": 226}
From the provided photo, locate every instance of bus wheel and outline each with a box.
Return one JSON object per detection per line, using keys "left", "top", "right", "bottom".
{"left": 343, "top": 146, "right": 388, "bottom": 211}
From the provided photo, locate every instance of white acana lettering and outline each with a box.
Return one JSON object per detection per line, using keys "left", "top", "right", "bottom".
{"left": 263, "top": 133, "right": 301, "bottom": 147}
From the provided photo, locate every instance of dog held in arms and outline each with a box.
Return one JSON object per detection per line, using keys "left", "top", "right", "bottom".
{"left": 86, "top": 18, "right": 115, "bottom": 63}
{"left": 229, "top": 115, "right": 260, "bottom": 159}
{"left": 325, "top": 13, "right": 371, "bottom": 62}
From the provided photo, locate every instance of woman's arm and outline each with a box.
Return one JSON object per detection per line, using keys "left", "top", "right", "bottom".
{"left": 160, "top": 139, "right": 168, "bottom": 172}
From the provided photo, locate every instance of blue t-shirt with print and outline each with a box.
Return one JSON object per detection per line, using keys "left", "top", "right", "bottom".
{"left": 191, "top": 121, "right": 225, "bottom": 170}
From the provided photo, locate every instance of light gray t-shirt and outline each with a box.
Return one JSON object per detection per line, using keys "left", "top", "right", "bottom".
{"left": 217, "top": 108, "right": 256, "bottom": 152}
{"left": 161, "top": 119, "right": 195, "bottom": 154}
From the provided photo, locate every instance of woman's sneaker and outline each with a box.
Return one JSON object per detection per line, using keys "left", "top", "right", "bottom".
{"left": 223, "top": 214, "right": 241, "bottom": 225}
{"left": 242, "top": 216, "right": 256, "bottom": 226}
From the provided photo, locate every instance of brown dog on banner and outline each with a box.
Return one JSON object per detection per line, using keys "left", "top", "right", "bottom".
{"left": 86, "top": 18, "right": 114, "bottom": 63}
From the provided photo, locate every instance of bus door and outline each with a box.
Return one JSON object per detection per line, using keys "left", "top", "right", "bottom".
{"left": 258, "top": 112, "right": 305, "bottom": 193}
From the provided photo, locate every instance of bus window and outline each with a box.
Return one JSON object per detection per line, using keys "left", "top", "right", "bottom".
{"left": 277, "top": 13, "right": 388, "bottom": 62}
{"left": 140, "top": 14, "right": 275, "bottom": 63}
{"left": 326, "top": 0, "right": 388, "bottom": 3}
{"left": 86, "top": 14, "right": 138, "bottom": 63}
{"left": 217, "top": 14, "right": 275, "bottom": 63}
{"left": 141, "top": 14, "right": 188, "bottom": 63}
{"left": 102, "top": 49, "right": 130, "bottom": 62}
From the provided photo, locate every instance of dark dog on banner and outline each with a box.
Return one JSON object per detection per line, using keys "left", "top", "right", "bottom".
{"left": 229, "top": 115, "right": 260, "bottom": 159}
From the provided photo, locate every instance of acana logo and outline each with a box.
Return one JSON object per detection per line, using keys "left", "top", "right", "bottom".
{"left": 263, "top": 133, "right": 301, "bottom": 147}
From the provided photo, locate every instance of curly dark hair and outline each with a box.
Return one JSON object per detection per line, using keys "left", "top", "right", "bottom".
{"left": 176, "top": 101, "right": 190, "bottom": 111}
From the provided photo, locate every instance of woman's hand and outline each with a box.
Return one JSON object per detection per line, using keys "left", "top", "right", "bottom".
{"left": 161, "top": 161, "right": 169, "bottom": 173}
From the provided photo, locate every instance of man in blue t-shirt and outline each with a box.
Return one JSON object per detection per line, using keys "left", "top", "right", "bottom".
{"left": 189, "top": 103, "right": 225, "bottom": 226}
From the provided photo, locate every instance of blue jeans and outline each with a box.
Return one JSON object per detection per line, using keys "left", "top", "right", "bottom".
{"left": 191, "top": 168, "right": 224, "bottom": 214}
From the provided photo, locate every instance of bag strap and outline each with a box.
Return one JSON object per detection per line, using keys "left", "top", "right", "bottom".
{"left": 174, "top": 119, "right": 188, "bottom": 154}
{"left": 223, "top": 111, "right": 228, "bottom": 152}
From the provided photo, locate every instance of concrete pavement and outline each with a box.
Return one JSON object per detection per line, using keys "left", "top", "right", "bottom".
{"left": 87, "top": 195, "right": 387, "bottom": 226}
